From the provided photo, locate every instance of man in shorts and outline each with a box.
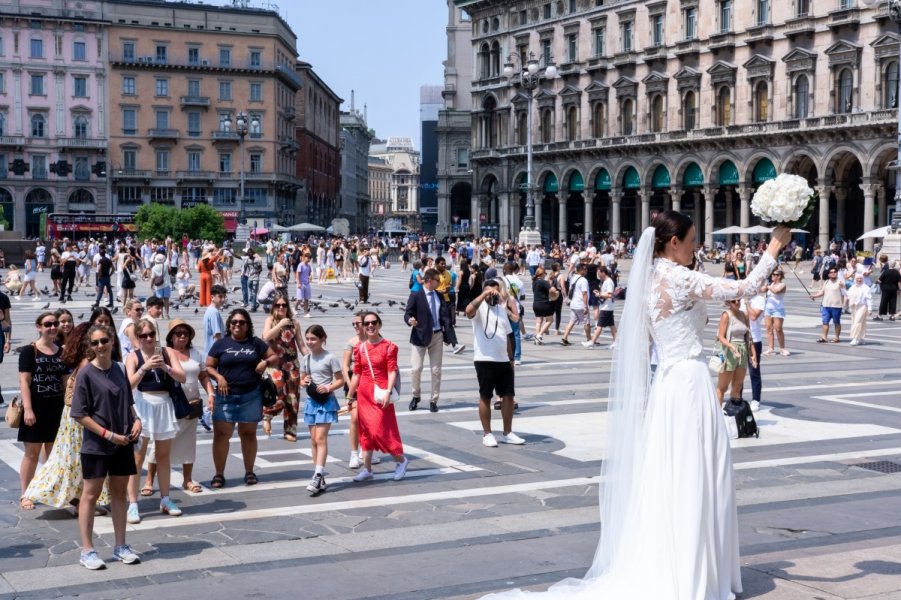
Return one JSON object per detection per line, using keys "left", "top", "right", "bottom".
{"left": 810, "top": 267, "right": 846, "bottom": 343}
{"left": 561, "top": 262, "right": 589, "bottom": 346}
{"left": 465, "top": 278, "right": 525, "bottom": 447}
{"left": 583, "top": 266, "right": 617, "bottom": 348}
{"left": 296, "top": 252, "right": 313, "bottom": 317}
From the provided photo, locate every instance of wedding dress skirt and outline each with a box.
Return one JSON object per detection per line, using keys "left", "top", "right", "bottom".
{"left": 482, "top": 356, "right": 741, "bottom": 600}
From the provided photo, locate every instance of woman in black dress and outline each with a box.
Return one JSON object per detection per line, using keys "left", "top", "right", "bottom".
{"left": 18, "top": 311, "right": 68, "bottom": 510}
{"left": 456, "top": 259, "right": 473, "bottom": 314}
{"left": 531, "top": 267, "right": 556, "bottom": 344}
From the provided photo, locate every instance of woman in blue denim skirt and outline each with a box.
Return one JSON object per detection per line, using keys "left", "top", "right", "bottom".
{"left": 206, "top": 308, "right": 275, "bottom": 488}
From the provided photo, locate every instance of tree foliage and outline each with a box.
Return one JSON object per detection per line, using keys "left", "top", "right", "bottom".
{"left": 134, "top": 204, "right": 225, "bottom": 242}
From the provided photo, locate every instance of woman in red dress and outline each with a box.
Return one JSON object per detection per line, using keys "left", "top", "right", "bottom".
{"left": 197, "top": 250, "right": 216, "bottom": 307}
{"left": 347, "top": 311, "right": 409, "bottom": 482}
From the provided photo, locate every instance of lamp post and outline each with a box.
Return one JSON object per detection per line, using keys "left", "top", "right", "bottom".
{"left": 235, "top": 111, "right": 250, "bottom": 226}
{"left": 503, "top": 52, "right": 556, "bottom": 246}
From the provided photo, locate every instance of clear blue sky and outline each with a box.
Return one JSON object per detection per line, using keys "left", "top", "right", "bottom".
{"left": 217, "top": 1, "right": 448, "bottom": 149}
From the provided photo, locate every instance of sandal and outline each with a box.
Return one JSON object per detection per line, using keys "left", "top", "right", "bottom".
{"left": 284, "top": 433, "right": 297, "bottom": 442}
{"left": 262, "top": 420, "right": 272, "bottom": 436}
{"left": 493, "top": 400, "right": 502, "bottom": 410}
{"left": 183, "top": 481, "right": 203, "bottom": 493}
{"left": 243, "top": 472, "right": 258, "bottom": 486}
{"left": 210, "top": 474, "right": 226, "bottom": 489}
{"left": 830, "top": 338, "right": 840, "bottom": 343}
{"left": 19, "top": 496, "right": 35, "bottom": 510}
{"left": 140, "top": 486, "right": 154, "bottom": 497}
{"left": 780, "top": 349, "right": 790, "bottom": 356}
{"left": 762, "top": 349, "right": 775, "bottom": 356}
{"left": 816, "top": 338, "right": 826, "bottom": 343}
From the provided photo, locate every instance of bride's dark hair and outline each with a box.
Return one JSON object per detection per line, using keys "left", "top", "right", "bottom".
{"left": 652, "top": 210, "right": 694, "bottom": 256}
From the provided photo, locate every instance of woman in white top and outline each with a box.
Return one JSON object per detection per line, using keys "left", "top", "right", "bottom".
{"left": 175, "top": 264, "right": 196, "bottom": 300}
{"left": 847, "top": 274, "right": 873, "bottom": 346}
{"left": 762, "top": 269, "right": 789, "bottom": 356}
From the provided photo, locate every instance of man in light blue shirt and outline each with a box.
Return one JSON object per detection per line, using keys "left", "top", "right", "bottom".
{"left": 200, "top": 284, "right": 227, "bottom": 430}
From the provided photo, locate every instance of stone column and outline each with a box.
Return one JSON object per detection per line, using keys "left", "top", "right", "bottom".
{"left": 738, "top": 186, "right": 752, "bottom": 244}
{"left": 640, "top": 188, "right": 651, "bottom": 232}
{"left": 511, "top": 198, "right": 522, "bottom": 240}
{"left": 725, "top": 188, "right": 735, "bottom": 248}
{"left": 817, "top": 183, "right": 832, "bottom": 251}
{"left": 669, "top": 187, "right": 682, "bottom": 213}
{"left": 534, "top": 195, "right": 543, "bottom": 236}
{"left": 860, "top": 182, "right": 879, "bottom": 253}
{"left": 879, "top": 187, "right": 888, "bottom": 227}
{"left": 499, "top": 192, "right": 511, "bottom": 242}
{"left": 611, "top": 188, "right": 622, "bottom": 239}
{"left": 692, "top": 190, "right": 702, "bottom": 245}
{"left": 584, "top": 195, "right": 594, "bottom": 241}
{"left": 490, "top": 195, "right": 498, "bottom": 224}
{"left": 834, "top": 187, "right": 847, "bottom": 239}
{"left": 558, "top": 195, "right": 568, "bottom": 244}
{"left": 703, "top": 186, "right": 714, "bottom": 250}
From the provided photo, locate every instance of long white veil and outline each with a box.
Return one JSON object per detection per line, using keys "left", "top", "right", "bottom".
{"left": 585, "top": 226, "right": 655, "bottom": 579}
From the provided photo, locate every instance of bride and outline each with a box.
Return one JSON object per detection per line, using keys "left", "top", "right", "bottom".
{"left": 484, "top": 211, "right": 790, "bottom": 600}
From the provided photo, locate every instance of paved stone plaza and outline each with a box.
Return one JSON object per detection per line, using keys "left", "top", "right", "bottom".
{"left": 0, "top": 259, "right": 899, "bottom": 599}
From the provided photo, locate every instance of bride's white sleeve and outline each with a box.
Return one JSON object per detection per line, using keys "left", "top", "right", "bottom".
{"left": 684, "top": 253, "right": 776, "bottom": 303}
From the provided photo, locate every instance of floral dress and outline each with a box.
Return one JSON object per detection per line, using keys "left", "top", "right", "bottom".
{"left": 262, "top": 321, "right": 301, "bottom": 436}
{"left": 25, "top": 367, "right": 110, "bottom": 508}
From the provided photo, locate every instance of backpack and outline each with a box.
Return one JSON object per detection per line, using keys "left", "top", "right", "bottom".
{"left": 723, "top": 398, "right": 759, "bottom": 438}
{"left": 409, "top": 271, "right": 416, "bottom": 290}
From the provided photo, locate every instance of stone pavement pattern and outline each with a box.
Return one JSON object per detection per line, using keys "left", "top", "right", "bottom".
{"left": 0, "top": 259, "right": 899, "bottom": 599}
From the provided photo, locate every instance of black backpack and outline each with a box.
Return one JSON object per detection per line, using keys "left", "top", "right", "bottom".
{"left": 723, "top": 398, "right": 759, "bottom": 438}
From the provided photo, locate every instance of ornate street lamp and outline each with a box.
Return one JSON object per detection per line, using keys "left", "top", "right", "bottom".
{"left": 222, "top": 111, "right": 260, "bottom": 227}
{"left": 862, "top": 0, "right": 901, "bottom": 231}
{"left": 503, "top": 52, "right": 556, "bottom": 246}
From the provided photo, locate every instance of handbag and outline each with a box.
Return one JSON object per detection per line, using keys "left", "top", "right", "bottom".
{"left": 708, "top": 313, "right": 732, "bottom": 374}
{"left": 304, "top": 355, "right": 332, "bottom": 404}
{"left": 161, "top": 350, "right": 192, "bottom": 419}
{"left": 260, "top": 371, "right": 278, "bottom": 408}
{"left": 362, "top": 341, "right": 399, "bottom": 405}
{"left": 548, "top": 286, "right": 560, "bottom": 302}
{"left": 5, "top": 396, "right": 21, "bottom": 428}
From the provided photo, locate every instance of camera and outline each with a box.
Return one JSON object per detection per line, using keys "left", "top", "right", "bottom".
{"left": 485, "top": 294, "right": 499, "bottom": 306}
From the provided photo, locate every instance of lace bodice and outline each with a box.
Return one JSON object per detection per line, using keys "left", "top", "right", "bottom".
{"left": 646, "top": 254, "right": 776, "bottom": 369}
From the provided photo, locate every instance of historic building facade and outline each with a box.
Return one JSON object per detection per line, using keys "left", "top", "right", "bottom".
{"left": 370, "top": 137, "right": 422, "bottom": 231}
{"left": 456, "top": 0, "right": 898, "bottom": 251}
{"left": 0, "top": 1, "right": 109, "bottom": 237}
{"left": 105, "top": 0, "right": 302, "bottom": 233}
{"left": 437, "top": 0, "right": 476, "bottom": 237}
{"left": 368, "top": 155, "right": 393, "bottom": 231}
{"left": 339, "top": 108, "right": 372, "bottom": 233}
{"left": 295, "top": 61, "right": 341, "bottom": 227}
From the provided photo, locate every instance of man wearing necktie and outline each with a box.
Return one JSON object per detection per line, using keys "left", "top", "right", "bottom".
{"left": 404, "top": 267, "right": 454, "bottom": 412}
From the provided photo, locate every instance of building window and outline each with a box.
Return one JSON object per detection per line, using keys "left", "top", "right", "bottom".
{"left": 0, "top": 113, "right": 5, "bottom": 136}
{"left": 594, "top": 28, "right": 606, "bottom": 57}
{"left": 250, "top": 82, "right": 262, "bottom": 101}
{"left": 716, "top": 86, "right": 731, "bottom": 126}
{"left": 187, "top": 79, "right": 201, "bottom": 97}
{"left": 754, "top": 82, "right": 768, "bottom": 122}
{"left": 684, "top": 7, "right": 697, "bottom": 40}
{"left": 250, "top": 50, "right": 261, "bottom": 68}
{"left": 478, "top": 43, "right": 490, "bottom": 79}
{"left": 249, "top": 153, "right": 262, "bottom": 173}
{"left": 719, "top": 0, "right": 732, "bottom": 32}
{"left": 518, "top": 10, "right": 526, "bottom": 25}
{"left": 245, "top": 188, "right": 266, "bottom": 205}
{"left": 74, "top": 157, "right": 89, "bottom": 181}
{"left": 456, "top": 148, "right": 469, "bottom": 168}
{"left": 213, "top": 187, "right": 236, "bottom": 205}
{"left": 118, "top": 186, "right": 142, "bottom": 204}
{"left": 155, "top": 78, "right": 169, "bottom": 97}
{"left": 123, "top": 150, "right": 136, "bottom": 171}
{"left": 621, "top": 99, "right": 634, "bottom": 135}
{"left": 30, "top": 38, "right": 43, "bottom": 58}
{"left": 517, "top": 111, "right": 527, "bottom": 145}
{"left": 569, "top": 0, "right": 577, "bottom": 13}
{"left": 567, "top": 34, "right": 577, "bottom": 62}
{"left": 123, "top": 109, "right": 137, "bottom": 135}
{"left": 541, "top": 38, "right": 551, "bottom": 64}
{"left": 683, "top": 91, "right": 697, "bottom": 130}
{"left": 249, "top": 114, "right": 262, "bottom": 137}
{"left": 219, "top": 81, "right": 232, "bottom": 100}
{"left": 797, "top": 0, "right": 810, "bottom": 17}
{"left": 652, "top": 14, "right": 664, "bottom": 47}
{"left": 182, "top": 187, "right": 205, "bottom": 203}
{"left": 187, "top": 151, "right": 202, "bottom": 172}
{"left": 188, "top": 47, "right": 200, "bottom": 65}
{"left": 837, "top": 68, "right": 853, "bottom": 113}
{"left": 219, "top": 48, "right": 231, "bottom": 67}
{"left": 123, "top": 41, "right": 135, "bottom": 61}
{"left": 650, "top": 95, "right": 664, "bottom": 132}
{"left": 566, "top": 106, "right": 578, "bottom": 140}
{"left": 592, "top": 102, "right": 606, "bottom": 137}
{"left": 543, "top": 3, "right": 552, "bottom": 19}
{"left": 219, "top": 153, "right": 232, "bottom": 174}
{"left": 490, "top": 41, "right": 500, "bottom": 76}
{"left": 74, "top": 115, "right": 89, "bottom": 138}
{"left": 73, "top": 76, "right": 87, "bottom": 98}
{"left": 794, "top": 75, "right": 810, "bottom": 118}
{"left": 621, "top": 21, "right": 633, "bottom": 53}
{"left": 31, "top": 114, "right": 46, "bottom": 137}
{"left": 839, "top": 0, "right": 852, "bottom": 8}
{"left": 886, "top": 62, "right": 899, "bottom": 108}
{"left": 0, "top": 73, "right": 4, "bottom": 93}
{"left": 151, "top": 187, "right": 174, "bottom": 203}
{"left": 156, "top": 150, "right": 170, "bottom": 175}
{"left": 155, "top": 45, "right": 167, "bottom": 64}
{"left": 73, "top": 41, "right": 86, "bottom": 61}
{"left": 757, "top": 0, "right": 769, "bottom": 25}
{"left": 123, "top": 76, "right": 136, "bottom": 95}
{"left": 540, "top": 108, "right": 553, "bottom": 143}
{"left": 155, "top": 110, "right": 169, "bottom": 130}
{"left": 32, "top": 155, "right": 47, "bottom": 179}
{"left": 187, "top": 111, "right": 201, "bottom": 137}
{"left": 30, "top": 74, "right": 45, "bottom": 95}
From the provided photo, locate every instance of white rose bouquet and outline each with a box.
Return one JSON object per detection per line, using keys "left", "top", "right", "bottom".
{"left": 750, "top": 173, "right": 816, "bottom": 228}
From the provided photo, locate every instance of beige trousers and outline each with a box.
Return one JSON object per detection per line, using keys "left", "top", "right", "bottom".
{"left": 410, "top": 330, "right": 444, "bottom": 402}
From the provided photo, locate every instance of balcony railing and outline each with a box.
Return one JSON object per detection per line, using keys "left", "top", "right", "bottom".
{"left": 211, "top": 131, "right": 240, "bottom": 143}
{"left": 612, "top": 51, "right": 638, "bottom": 67}
{"left": 176, "top": 170, "right": 214, "bottom": 180}
{"left": 674, "top": 39, "right": 700, "bottom": 57}
{"left": 0, "top": 135, "right": 26, "bottom": 147}
{"left": 282, "top": 106, "right": 296, "bottom": 120}
{"left": 275, "top": 64, "right": 303, "bottom": 91}
{"left": 829, "top": 7, "right": 861, "bottom": 29}
{"left": 112, "top": 169, "right": 152, "bottom": 179}
{"left": 708, "top": 31, "right": 735, "bottom": 49}
{"left": 147, "top": 128, "right": 180, "bottom": 141}
{"left": 56, "top": 137, "right": 107, "bottom": 150}
{"left": 278, "top": 136, "right": 300, "bottom": 151}
{"left": 180, "top": 96, "right": 211, "bottom": 108}
{"left": 745, "top": 23, "right": 774, "bottom": 43}
{"left": 784, "top": 15, "right": 816, "bottom": 36}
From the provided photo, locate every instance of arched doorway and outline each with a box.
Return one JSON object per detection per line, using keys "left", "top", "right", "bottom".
{"left": 0, "top": 188, "right": 13, "bottom": 231}
{"left": 621, "top": 166, "right": 640, "bottom": 238}
{"left": 478, "top": 174, "right": 499, "bottom": 239}
{"left": 449, "top": 181, "right": 472, "bottom": 235}
{"left": 540, "top": 172, "right": 559, "bottom": 244}
{"left": 650, "top": 164, "right": 671, "bottom": 223}
{"left": 784, "top": 154, "right": 819, "bottom": 249}
{"left": 26, "top": 188, "right": 53, "bottom": 239}
{"left": 593, "top": 168, "right": 612, "bottom": 237}
{"left": 565, "top": 170, "right": 585, "bottom": 243}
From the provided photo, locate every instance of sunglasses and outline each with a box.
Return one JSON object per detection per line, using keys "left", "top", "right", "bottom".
{"left": 133, "top": 307, "right": 145, "bottom": 313}
{"left": 352, "top": 322, "right": 362, "bottom": 327}
{"left": 362, "top": 320, "right": 379, "bottom": 327}
{"left": 41, "top": 321, "right": 59, "bottom": 328}
{"left": 274, "top": 303, "right": 288, "bottom": 308}
{"left": 172, "top": 330, "right": 189, "bottom": 337}
{"left": 89, "top": 337, "right": 111, "bottom": 347}
{"left": 137, "top": 332, "right": 156, "bottom": 340}
{"left": 230, "top": 320, "right": 248, "bottom": 326}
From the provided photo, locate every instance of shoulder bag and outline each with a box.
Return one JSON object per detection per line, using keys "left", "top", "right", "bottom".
{"left": 304, "top": 354, "right": 332, "bottom": 404}
{"left": 5, "top": 396, "right": 21, "bottom": 428}
{"left": 161, "top": 350, "right": 192, "bottom": 419}
{"left": 708, "top": 313, "right": 731, "bottom": 374}
{"left": 361, "top": 341, "right": 399, "bottom": 405}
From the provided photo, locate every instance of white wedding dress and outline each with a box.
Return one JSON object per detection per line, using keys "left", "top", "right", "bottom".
{"left": 482, "top": 238, "right": 776, "bottom": 600}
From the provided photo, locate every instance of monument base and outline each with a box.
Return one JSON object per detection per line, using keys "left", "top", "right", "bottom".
{"left": 880, "top": 230, "right": 901, "bottom": 262}
{"left": 518, "top": 227, "right": 542, "bottom": 247}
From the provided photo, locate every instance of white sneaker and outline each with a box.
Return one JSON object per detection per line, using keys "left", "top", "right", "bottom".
{"left": 452, "top": 344, "right": 466, "bottom": 354}
{"left": 112, "top": 544, "right": 140, "bottom": 565}
{"left": 750, "top": 400, "right": 761, "bottom": 412}
{"left": 514, "top": 359, "right": 522, "bottom": 366}
{"left": 126, "top": 504, "right": 141, "bottom": 524}
{"left": 849, "top": 339, "right": 859, "bottom": 346}
{"left": 501, "top": 432, "right": 526, "bottom": 445}
{"left": 371, "top": 455, "right": 382, "bottom": 465}
{"left": 348, "top": 453, "right": 361, "bottom": 469}
{"left": 393, "top": 458, "right": 410, "bottom": 481}
{"left": 80, "top": 550, "right": 106, "bottom": 570}
{"left": 482, "top": 433, "right": 498, "bottom": 448}
{"left": 352, "top": 468, "right": 373, "bottom": 482}
{"left": 581, "top": 341, "right": 595, "bottom": 348}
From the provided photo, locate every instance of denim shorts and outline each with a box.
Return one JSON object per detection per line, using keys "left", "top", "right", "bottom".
{"left": 155, "top": 286, "right": 172, "bottom": 299}
{"left": 821, "top": 306, "right": 842, "bottom": 325}
{"left": 213, "top": 388, "right": 263, "bottom": 423}
{"left": 765, "top": 306, "right": 786, "bottom": 319}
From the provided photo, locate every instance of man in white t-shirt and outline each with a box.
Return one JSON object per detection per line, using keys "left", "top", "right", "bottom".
{"left": 561, "top": 263, "right": 589, "bottom": 346}
{"left": 583, "top": 266, "right": 617, "bottom": 348}
{"left": 743, "top": 287, "right": 766, "bottom": 412}
{"left": 465, "top": 279, "right": 525, "bottom": 447}
{"left": 526, "top": 246, "right": 542, "bottom": 278}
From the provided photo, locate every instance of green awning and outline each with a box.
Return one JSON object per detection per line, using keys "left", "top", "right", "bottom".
{"left": 652, "top": 165, "right": 671, "bottom": 189}
{"left": 719, "top": 160, "right": 739, "bottom": 186}
{"left": 543, "top": 173, "right": 559, "bottom": 193}
{"left": 683, "top": 162, "right": 704, "bottom": 187}
{"left": 515, "top": 174, "right": 528, "bottom": 192}
{"left": 595, "top": 168, "right": 612, "bottom": 191}
{"left": 623, "top": 166, "right": 640, "bottom": 190}
{"left": 753, "top": 158, "right": 776, "bottom": 185}
{"left": 568, "top": 171, "right": 585, "bottom": 192}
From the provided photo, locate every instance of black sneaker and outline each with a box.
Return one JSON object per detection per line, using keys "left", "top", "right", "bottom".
{"left": 306, "top": 473, "right": 326, "bottom": 496}
{"left": 560, "top": 338, "right": 571, "bottom": 346}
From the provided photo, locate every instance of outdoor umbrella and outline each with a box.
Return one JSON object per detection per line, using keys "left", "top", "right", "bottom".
{"left": 742, "top": 225, "right": 773, "bottom": 234}
{"left": 270, "top": 224, "right": 290, "bottom": 233}
{"left": 287, "top": 222, "right": 326, "bottom": 233}
{"left": 857, "top": 225, "right": 892, "bottom": 240}
{"left": 252, "top": 227, "right": 269, "bottom": 235}
{"left": 712, "top": 226, "right": 744, "bottom": 235}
